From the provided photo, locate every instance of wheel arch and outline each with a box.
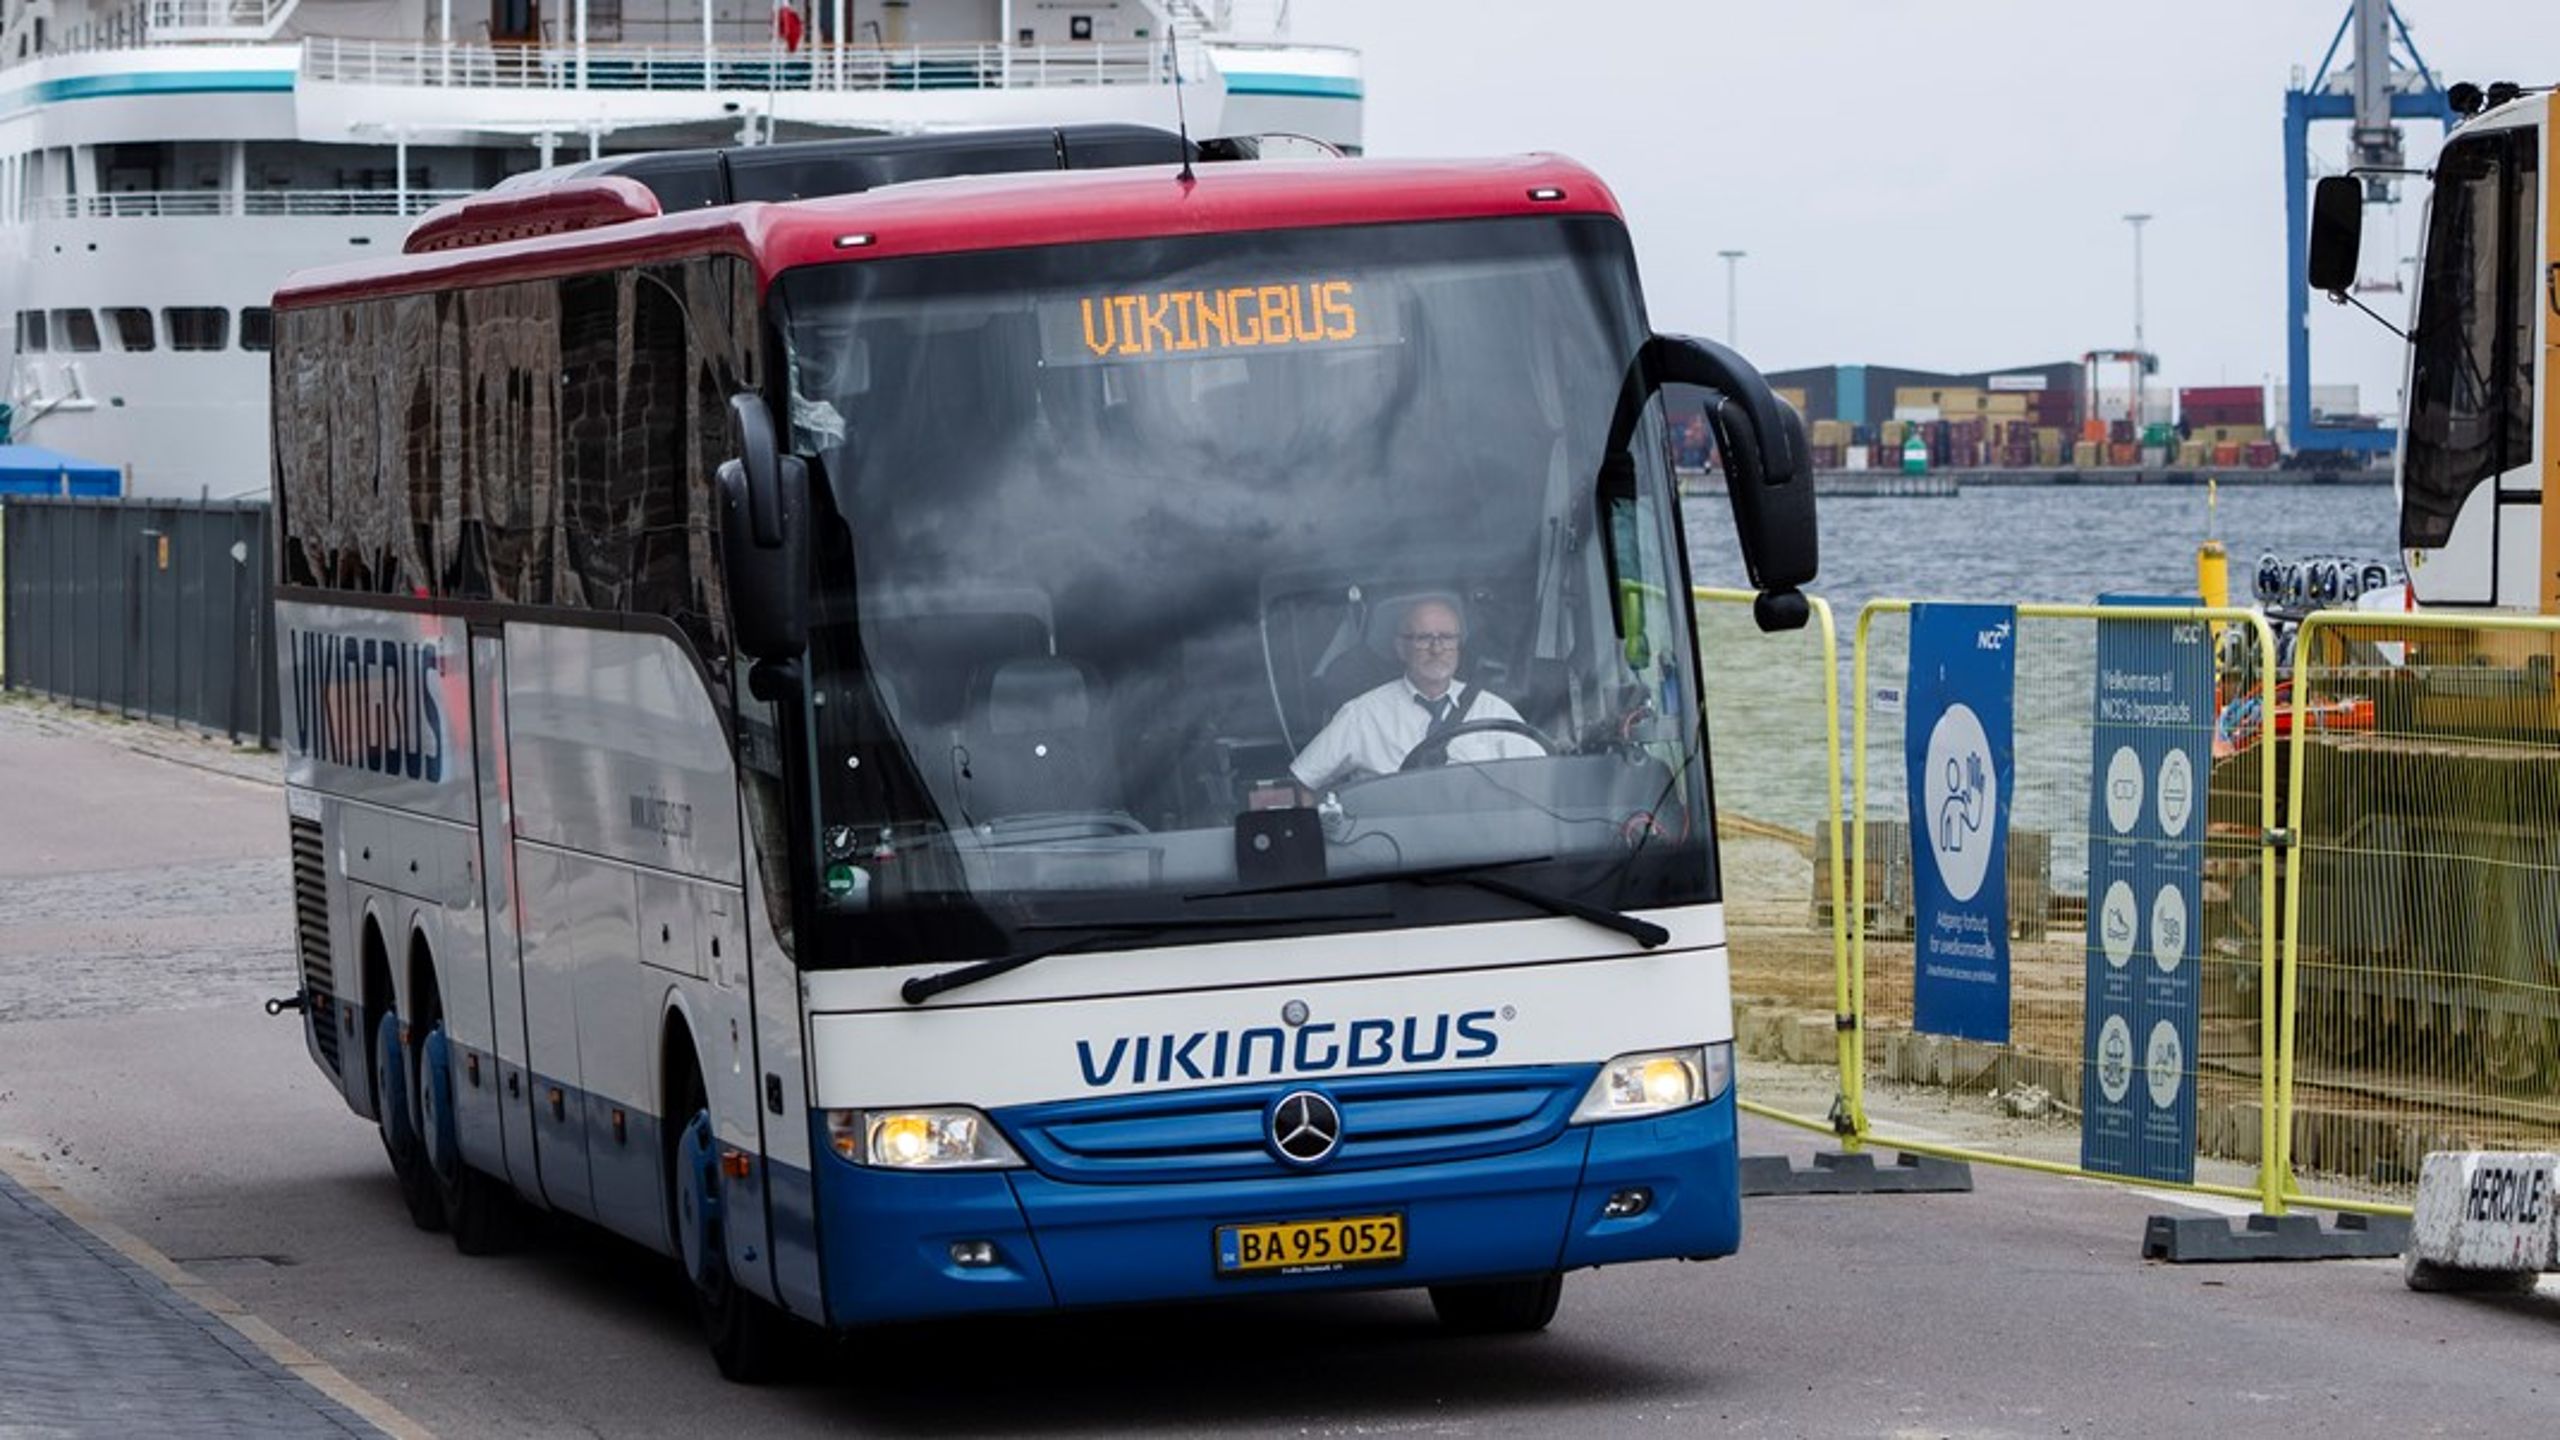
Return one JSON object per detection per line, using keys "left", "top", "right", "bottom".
{"left": 358, "top": 907, "right": 395, "bottom": 1116}
{"left": 405, "top": 912, "right": 442, "bottom": 1027}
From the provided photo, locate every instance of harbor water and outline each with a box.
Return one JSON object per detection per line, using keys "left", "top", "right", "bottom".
{"left": 1683, "top": 483, "right": 2401, "bottom": 894}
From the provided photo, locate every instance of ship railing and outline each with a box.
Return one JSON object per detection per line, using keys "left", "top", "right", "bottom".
{"left": 301, "top": 36, "right": 1192, "bottom": 92}
{"left": 34, "top": 189, "right": 469, "bottom": 219}
{"left": 36, "top": 0, "right": 296, "bottom": 52}
{"left": 1169, "top": 1, "right": 1293, "bottom": 41}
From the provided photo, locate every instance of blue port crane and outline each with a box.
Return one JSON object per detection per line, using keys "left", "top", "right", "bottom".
{"left": 2282, "top": 0, "right": 2452, "bottom": 459}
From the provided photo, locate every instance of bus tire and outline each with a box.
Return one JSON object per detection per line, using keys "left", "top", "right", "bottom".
{"left": 672, "top": 1076, "right": 798, "bottom": 1382}
{"left": 420, "top": 1023, "right": 516, "bottom": 1256}
{"left": 1428, "top": 1274, "right": 1563, "bottom": 1335}
{"left": 373, "top": 1011, "right": 448, "bottom": 1234}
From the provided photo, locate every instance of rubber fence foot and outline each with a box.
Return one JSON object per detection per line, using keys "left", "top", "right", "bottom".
{"left": 2140, "top": 1211, "right": 2410, "bottom": 1263}
{"left": 1740, "top": 1150, "right": 1974, "bottom": 1197}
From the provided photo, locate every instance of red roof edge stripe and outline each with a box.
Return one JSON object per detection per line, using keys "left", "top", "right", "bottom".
{"left": 278, "top": 155, "right": 1619, "bottom": 309}
{"left": 403, "top": 175, "right": 664, "bottom": 255}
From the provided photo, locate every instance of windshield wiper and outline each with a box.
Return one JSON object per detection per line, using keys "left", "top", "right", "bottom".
{"left": 1191, "top": 857, "right": 1670, "bottom": 950}
{"left": 1423, "top": 870, "right": 1669, "bottom": 949}
{"left": 901, "top": 910, "right": 1381, "bottom": 1005}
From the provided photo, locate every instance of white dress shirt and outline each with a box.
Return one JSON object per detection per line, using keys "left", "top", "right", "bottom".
{"left": 1289, "top": 677, "right": 1543, "bottom": 792}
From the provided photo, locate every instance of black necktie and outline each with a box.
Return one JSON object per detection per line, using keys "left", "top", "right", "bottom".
{"left": 1417, "top": 693, "right": 1453, "bottom": 728}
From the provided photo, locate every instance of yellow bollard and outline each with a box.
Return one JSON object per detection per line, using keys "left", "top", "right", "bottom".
{"left": 2197, "top": 480, "right": 2229, "bottom": 667}
{"left": 2196, "top": 479, "right": 2228, "bottom": 610}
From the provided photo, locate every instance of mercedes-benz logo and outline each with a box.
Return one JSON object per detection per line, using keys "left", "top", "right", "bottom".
{"left": 1267, "top": 1089, "right": 1342, "bottom": 1166}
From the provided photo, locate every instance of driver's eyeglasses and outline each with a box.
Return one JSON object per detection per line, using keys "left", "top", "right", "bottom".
{"left": 1399, "top": 632, "right": 1462, "bottom": 651}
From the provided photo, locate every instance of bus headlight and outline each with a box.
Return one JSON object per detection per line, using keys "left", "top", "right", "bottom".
{"left": 1570, "top": 1043, "right": 1731, "bottom": 1123}
{"left": 829, "top": 1107, "right": 1025, "bottom": 1169}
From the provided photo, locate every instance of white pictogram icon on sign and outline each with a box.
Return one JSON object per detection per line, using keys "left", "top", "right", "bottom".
{"left": 2147, "top": 1020, "right": 2184, "bottom": 1108}
{"left": 1924, "top": 703, "right": 1997, "bottom": 902}
{"left": 2098, "top": 1014, "right": 2134, "bottom": 1104}
{"left": 2157, "top": 747, "right": 2194, "bottom": 837}
{"left": 2105, "top": 745, "right": 2143, "bottom": 835}
{"left": 2100, "top": 881, "right": 2137, "bottom": 969}
{"left": 2151, "top": 884, "right": 2188, "bottom": 973}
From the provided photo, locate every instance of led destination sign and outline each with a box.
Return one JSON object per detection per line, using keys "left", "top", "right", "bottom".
{"left": 1040, "top": 278, "right": 1399, "bottom": 365}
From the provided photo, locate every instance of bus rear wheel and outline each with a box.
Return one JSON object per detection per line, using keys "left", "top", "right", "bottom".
{"left": 419, "top": 1022, "right": 518, "bottom": 1255}
{"left": 1429, "top": 1274, "right": 1564, "bottom": 1335}
{"left": 373, "top": 1011, "right": 447, "bottom": 1233}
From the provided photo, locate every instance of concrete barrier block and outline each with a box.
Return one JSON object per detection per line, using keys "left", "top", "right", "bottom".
{"left": 2197, "top": 1016, "right": 2259, "bottom": 1058}
{"left": 2408, "top": 1151, "right": 2558, "bottom": 1279}
{"left": 1741, "top": 1149, "right": 1975, "bottom": 1197}
{"left": 1738, "top": 1009, "right": 1782, "bottom": 1060}
{"left": 2199, "top": 1103, "right": 2234, "bottom": 1160}
{"left": 1951, "top": 1040, "right": 2001, "bottom": 1088}
{"left": 1781, "top": 1014, "right": 1833, "bottom": 1065}
{"left": 2222, "top": 1102, "right": 2262, "bottom": 1165}
{"left": 2142, "top": 1211, "right": 2409, "bottom": 1263}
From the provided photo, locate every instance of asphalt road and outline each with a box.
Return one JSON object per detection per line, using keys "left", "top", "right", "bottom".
{"left": 3, "top": 698, "right": 2556, "bottom": 1438}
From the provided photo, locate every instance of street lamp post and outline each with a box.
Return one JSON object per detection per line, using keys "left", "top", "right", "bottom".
{"left": 1717, "top": 249, "right": 1746, "bottom": 348}
{"left": 2123, "top": 212, "right": 2152, "bottom": 424}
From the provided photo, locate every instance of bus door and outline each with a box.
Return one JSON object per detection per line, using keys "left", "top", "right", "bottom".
{"left": 467, "top": 628, "right": 547, "bottom": 1204}
{"left": 503, "top": 624, "right": 599, "bottom": 1222}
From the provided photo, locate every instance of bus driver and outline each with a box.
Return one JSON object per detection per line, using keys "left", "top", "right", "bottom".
{"left": 1290, "top": 597, "right": 1544, "bottom": 793}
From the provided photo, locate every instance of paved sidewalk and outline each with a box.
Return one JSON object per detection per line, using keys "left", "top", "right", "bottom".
{"left": 0, "top": 1163, "right": 383, "bottom": 1438}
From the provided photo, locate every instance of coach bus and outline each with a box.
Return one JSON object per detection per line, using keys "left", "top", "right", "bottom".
{"left": 269, "top": 125, "right": 1817, "bottom": 1379}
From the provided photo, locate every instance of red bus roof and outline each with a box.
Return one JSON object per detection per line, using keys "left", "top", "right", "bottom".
{"left": 273, "top": 153, "right": 1623, "bottom": 310}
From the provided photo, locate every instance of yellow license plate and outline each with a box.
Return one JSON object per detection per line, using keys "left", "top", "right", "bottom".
{"left": 1215, "top": 1212, "right": 1405, "bottom": 1276}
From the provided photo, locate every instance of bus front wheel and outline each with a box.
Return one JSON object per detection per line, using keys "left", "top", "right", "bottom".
{"left": 673, "top": 1092, "right": 799, "bottom": 1383}
{"left": 1428, "top": 1274, "right": 1563, "bottom": 1335}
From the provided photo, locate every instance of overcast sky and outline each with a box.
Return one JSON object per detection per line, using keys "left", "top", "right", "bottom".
{"left": 1289, "top": 0, "right": 2560, "bottom": 416}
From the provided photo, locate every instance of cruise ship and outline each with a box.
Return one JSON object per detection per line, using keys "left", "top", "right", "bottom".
{"left": 0, "top": 0, "right": 1361, "bottom": 498}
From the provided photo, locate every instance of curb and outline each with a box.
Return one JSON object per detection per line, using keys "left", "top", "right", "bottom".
{"left": 0, "top": 1146, "right": 433, "bottom": 1440}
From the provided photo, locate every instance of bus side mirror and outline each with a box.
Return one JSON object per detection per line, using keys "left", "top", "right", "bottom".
{"left": 1642, "top": 333, "right": 1816, "bottom": 632}
{"left": 2307, "top": 175, "right": 2364, "bottom": 294}
{"left": 717, "top": 393, "right": 810, "bottom": 665}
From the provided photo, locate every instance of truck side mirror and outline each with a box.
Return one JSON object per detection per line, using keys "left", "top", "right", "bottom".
{"left": 716, "top": 392, "right": 811, "bottom": 665}
{"left": 2307, "top": 175, "right": 2365, "bottom": 294}
{"left": 1633, "top": 333, "right": 1817, "bottom": 632}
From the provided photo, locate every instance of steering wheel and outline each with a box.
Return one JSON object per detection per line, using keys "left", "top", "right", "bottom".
{"left": 1398, "top": 718, "right": 1563, "bottom": 772}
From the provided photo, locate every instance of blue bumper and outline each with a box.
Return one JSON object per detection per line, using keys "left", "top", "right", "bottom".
{"left": 809, "top": 1089, "right": 1738, "bottom": 1327}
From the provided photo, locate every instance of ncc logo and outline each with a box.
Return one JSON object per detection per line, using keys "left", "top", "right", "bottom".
{"left": 1975, "top": 620, "right": 2013, "bottom": 652}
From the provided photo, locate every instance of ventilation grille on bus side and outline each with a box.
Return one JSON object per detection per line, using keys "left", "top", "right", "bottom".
{"left": 290, "top": 815, "right": 340, "bottom": 1075}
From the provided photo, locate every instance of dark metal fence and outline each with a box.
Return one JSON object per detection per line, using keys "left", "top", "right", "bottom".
{"left": 0, "top": 497, "right": 276, "bottom": 745}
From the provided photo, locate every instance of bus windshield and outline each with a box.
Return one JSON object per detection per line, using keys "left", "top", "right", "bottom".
{"left": 778, "top": 214, "right": 1712, "bottom": 966}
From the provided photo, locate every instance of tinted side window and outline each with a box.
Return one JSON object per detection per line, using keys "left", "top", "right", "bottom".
{"left": 15, "top": 310, "right": 42, "bottom": 353}
{"left": 240, "top": 306, "right": 273, "bottom": 352}
{"left": 105, "top": 307, "right": 154, "bottom": 350}
{"left": 49, "top": 308, "right": 99, "bottom": 352}
{"left": 164, "top": 306, "right": 228, "bottom": 351}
